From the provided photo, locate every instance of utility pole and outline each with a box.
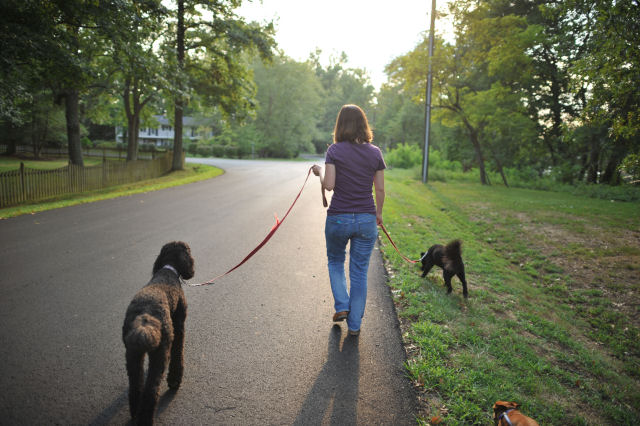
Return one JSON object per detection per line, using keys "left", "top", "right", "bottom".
{"left": 422, "top": 0, "right": 437, "bottom": 183}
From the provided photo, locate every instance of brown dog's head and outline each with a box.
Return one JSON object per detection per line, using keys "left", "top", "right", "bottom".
{"left": 152, "top": 241, "right": 195, "bottom": 280}
{"left": 493, "top": 401, "right": 519, "bottom": 423}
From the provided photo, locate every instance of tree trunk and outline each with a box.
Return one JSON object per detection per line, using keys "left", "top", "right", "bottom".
{"left": 126, "top": 116, "right": 139, "bottom": 161}
{"left": 461, "top": 117, "right": 488, "bottom": 185}
{"left": 601, "top": 143, "right": 626, "bottom": 185}
{"left": 64, "top": 89, "right": 84, "bottom": 166}
{"left": 30, "top": 104, "right": 39, "bottom": 160}
{"left": 172, "top": 0, "right": 185, "bottom": 171}
{"left": 586, "top": 141, "right": 599, "bottom": 184}
{"left": 491, "top": 151, "right": 509, "bottom": 187}
{"left": 471, "top": 133, "right": 488, "bottom": 185}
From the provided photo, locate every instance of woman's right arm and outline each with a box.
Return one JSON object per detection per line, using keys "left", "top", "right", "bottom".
{"left": 373, "top": 169, "right": 385, "bottom": 226}
{"left": 312, "top": 164, "right": 335, "bottom": 191}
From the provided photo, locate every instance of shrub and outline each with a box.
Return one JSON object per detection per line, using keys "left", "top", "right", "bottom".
{"left": 139, "top": 143, "right": 160, "bottom": 152}
{"left": 96, "top": 141, "right": 118, "bottom": 149}
{"left": 196, "top": 145, "right": 213, "bottom": 157}
{"left": 385, "top": 143, "right": 422, "bottom": 168}
{"left": 81, "top": 136, "right": 92, "bottom": 148}
{"left": 187, "top": 142, "right": 198, "bottom": 155}
{"left": 429, "top": 149, "right": 462, "bottom": 172}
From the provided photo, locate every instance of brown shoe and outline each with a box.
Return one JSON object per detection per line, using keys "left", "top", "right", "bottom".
{"left": 348, "top": 329, "right": 360, "bottom": 336}
{"left": 333, "top": 311, "right": 349, "bottom": 322}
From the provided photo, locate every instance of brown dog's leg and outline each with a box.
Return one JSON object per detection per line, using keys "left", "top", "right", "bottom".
{"left": 126, "top": 349, "right": 145, "bottom": 419}
{"left": 167, "top": 305, "right": 186, "bottom": 389}
{"left": 138, "top": 348, "right": 169, "bottom": 426}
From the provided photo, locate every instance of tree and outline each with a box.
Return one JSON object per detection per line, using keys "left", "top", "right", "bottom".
{"left": 250, "top": 55, "right": 324, "bottom": 158}
{"left": 310, "top": 50, "right": 375, "bottom": 152}
{"left": 372, "top": 83, "right": 425, "bottom": 152}
{"left": 386, "top": 1, "right": 537, "bottom": 184}
{"left": 167, "top": 0, "right": 275, "bottom": 170}
{"left": 567, "top": 0, "right": 640, "bottom": 184}
{"left": 0, "top": 0, "right": 137, "bottom": 166}
{"left": 109, "top": 1, "right": 168, "bottom": 161}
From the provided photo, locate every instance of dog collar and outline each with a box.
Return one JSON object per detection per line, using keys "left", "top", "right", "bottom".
{"left": 497, "top": 409, "right": 514, "bottom": 426}
{"left": 162, "top": 264, "right": 180, "bottom": 278}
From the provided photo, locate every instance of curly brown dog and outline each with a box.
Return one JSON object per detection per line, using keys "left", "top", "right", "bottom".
{"left": 420, "top": 240, "right": 468, "bottom": 298}
{"left": 122, "top": 241, "right": 194, "bottom": 426}
{"left": 493, "top": 401, "right": 539, "bottom": 426}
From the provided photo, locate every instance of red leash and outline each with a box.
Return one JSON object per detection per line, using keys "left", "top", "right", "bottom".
{"left": 190, "top": 167, "right": 314, "bottom": 287}
{"left": 379, "top": 223, "right": 419, "bottom": 264}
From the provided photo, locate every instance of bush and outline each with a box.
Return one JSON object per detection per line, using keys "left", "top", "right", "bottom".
{"left": 196, "top": 145, "right": 213, "bottom": 157}
{"left": 187, "top": 142, "right": 198, "bottom": 155}
{"left": 500, "top": 167, "right": 640, "bottom": 202}
{"left": 385, "top": 143, "right": 422, "bottom": 168}
{"left": 211, "top": 145, "right": 225, "bottom": 157}
{"left": 139, "top": 143, "right": 160, "bottom": 152}
{"left": 81, "top": 136, "right": 92, "bottom": 149}
{"left": 429, "top": 149, "right": 462, "bottom": 172}
{"left": 619, "top": 153, "right": 640, "bottom": 183}
{"left": 96, "top": 141, "right": 118, "bottom": 149}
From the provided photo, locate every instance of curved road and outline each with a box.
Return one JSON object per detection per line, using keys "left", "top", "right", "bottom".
{"left": 0, "top": 158, "right": 416, "bottom": 425}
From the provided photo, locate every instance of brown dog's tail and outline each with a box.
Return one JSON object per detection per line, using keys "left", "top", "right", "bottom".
{"left": 124, "top": 314, "right": 162, "bottom": 353}
{"left": 443, "top": 240, "right": 463, "bottom": 270}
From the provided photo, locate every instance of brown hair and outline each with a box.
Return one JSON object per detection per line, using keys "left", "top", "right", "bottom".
{"left": 332, "top": 104, "right": 373, "bottom": 144}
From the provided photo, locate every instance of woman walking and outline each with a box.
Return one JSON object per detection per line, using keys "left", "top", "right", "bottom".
{"left": 312, "top": 104, "right": 386, "bottom": 336}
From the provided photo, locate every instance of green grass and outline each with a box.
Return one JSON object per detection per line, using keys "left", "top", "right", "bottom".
{"left": 0, "top": 155, "right": 108, "bottom": 172}
{"left": 380, "top": 167, "right": 640, "bottom": 425}
{"left": 0, "top": 162, "right": 223, "bottom": 219}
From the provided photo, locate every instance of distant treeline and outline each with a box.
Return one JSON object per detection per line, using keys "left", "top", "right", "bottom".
{"left": 1, "top": 1, "right": 638, "bottom": 186}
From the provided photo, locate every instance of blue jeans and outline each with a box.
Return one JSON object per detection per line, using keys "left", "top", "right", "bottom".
{"left": 325, "top": 213, "right": 378, "bottom": 331}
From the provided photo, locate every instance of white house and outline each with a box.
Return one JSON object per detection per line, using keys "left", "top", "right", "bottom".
{"left": 116, "top": 115, "right": 213, "bottom": 147}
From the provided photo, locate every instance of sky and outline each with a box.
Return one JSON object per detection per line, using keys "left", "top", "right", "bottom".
{"left": 235, "top": 0, "right": 453, "bottom": 90}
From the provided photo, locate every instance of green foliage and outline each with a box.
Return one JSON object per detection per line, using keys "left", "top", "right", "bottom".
{"left": 96, "top": 141, "right": 118, "bottom": 150}
{"left": 309, "top": 50, "right": 375, "bottom": 153}
{"left": 81, "top": 137, "right": 92, "bottom": 149}
{"left": 386, "top": 143, "right": 422, "bottom": 169}
{"left": 569, "top": 0, "right": 640, "bottom": 142}
{"left": 248, "top": 55, "right": 323, "bottom": 158}
{"left": 372, "top": 84, "right": 425, "bottom": 151}
{"left": 378, "top": 0, "right": 637, "bottom": 189}
{"left": 619, "top": 154, "right": 640, "bottom": 183}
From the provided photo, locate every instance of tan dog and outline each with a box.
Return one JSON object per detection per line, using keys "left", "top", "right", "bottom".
{"left": 493, "top": 401, "right": 539, "bottom": 426}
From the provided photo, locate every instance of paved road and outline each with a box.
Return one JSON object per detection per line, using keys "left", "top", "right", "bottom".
{"left": 0, "top": 158, "right": 416, "bottom": 425}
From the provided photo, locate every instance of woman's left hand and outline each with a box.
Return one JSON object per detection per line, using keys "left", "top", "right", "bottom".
{"left": 311, "top": 165, "right": 321, "bottom": 176}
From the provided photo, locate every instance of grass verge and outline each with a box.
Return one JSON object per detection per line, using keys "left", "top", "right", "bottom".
{"left": 380, "top": 167, "right": 639, "bottom": 425}
{"left": 0, "top": 163, "right": 223, "bottom": 219}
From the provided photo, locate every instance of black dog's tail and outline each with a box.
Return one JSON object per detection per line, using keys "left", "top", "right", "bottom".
{"left": 124, "top": 314, "right": 162, "bottom": 353}
{"left": 443, "top": 240, "right": 463, "bottom": 270}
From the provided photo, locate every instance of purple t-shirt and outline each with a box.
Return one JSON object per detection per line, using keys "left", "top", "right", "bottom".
{"left": 325, "top": 141, "right": 386, "bottom": 215}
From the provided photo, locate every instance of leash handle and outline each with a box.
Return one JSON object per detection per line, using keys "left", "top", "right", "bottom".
{"left": 379, "top": 223, "right": 419, "bottom": 264}
{"left": 190, "top": 167, "right": 314, "bottom": 287}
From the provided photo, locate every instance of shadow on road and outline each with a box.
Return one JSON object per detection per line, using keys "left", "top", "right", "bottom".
{"left": 89, "top": 389, "right": 128, "bottom": 425}
{"left": 89, "top": 383, "right": 177, "bottom": 425}
{"left": 293, "top": 324, "right": 360, "bottom": 425}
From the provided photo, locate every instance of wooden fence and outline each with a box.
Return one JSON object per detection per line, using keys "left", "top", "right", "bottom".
{"left": 0, "top": 152, "right": 180, "bottom": 208}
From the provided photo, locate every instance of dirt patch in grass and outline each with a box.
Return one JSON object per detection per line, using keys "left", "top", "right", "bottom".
{"left": 514, "top": 213, "right": 640, "bottom": 330}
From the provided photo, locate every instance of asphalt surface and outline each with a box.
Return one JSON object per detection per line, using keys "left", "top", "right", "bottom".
{"left": 0, "top": 157, "right": 417, "bottom": 425}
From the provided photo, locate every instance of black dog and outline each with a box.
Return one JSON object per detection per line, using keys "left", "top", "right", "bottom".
{"left": 122, "top": 241, "right": 194, "bottom": 426}
{"left": 420, "top": 240, "right": 468, "bottom": 298}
